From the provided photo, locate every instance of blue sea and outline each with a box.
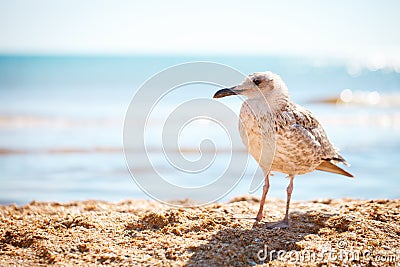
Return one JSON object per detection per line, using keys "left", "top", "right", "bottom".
{"left": 0, "top": 55, "right": 399, "bottom": 205}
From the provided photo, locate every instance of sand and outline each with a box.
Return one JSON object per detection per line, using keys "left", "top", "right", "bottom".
{"left": 1, "top": 196, "right": 399, "bottom": 266}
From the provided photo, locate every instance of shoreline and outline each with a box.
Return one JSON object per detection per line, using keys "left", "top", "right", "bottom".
{"left": 1, "top": 196, "right": 399, "bottom": 266}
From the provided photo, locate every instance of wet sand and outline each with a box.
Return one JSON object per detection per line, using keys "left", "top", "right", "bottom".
{"left": 1, "top": 196, "right": 399, "bottom": 266}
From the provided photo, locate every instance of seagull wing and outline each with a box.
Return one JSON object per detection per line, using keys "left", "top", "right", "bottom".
{"left": 285, "top": 104, "right": 352, "bottom": 176}
{"left": 276, "top": 104, "right": 353, "bottom": 177}
{"left": 291, "top": 104, "right": 340, "bottom": 161}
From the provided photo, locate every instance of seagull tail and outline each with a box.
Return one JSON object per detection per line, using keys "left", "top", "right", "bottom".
{"left": 316, "top": 161, "right": 354, "bottom": 178}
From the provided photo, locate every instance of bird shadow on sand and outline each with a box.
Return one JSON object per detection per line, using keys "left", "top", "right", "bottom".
{"left": 185, "top": 210, "right": 333, "bottom": 266}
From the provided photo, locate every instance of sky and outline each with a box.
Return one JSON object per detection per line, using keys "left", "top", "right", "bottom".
{"left": 0, "top": 0, "right": 399, "bottom": 61}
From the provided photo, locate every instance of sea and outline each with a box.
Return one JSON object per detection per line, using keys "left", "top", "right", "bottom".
{"left": 0, "top": 55, "right": 399, "bottom": 205}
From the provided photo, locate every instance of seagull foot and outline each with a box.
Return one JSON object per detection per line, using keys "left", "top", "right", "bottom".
{"left": 266, "top": 220, "right": 289, "bottom": 229}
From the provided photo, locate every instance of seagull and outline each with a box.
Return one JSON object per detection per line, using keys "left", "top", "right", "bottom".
{"left": 214, "top": 71, "right": 353, "bottom": 228}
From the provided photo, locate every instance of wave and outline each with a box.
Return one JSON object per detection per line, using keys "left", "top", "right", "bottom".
{"left": 311, "top": 90, "right": 400, "bottom": 107}
{"left": 0, "top": 147, "right": 246, "bottom": 155}
{"left": 0, "top": 115, "right": 122, "bottom": 128}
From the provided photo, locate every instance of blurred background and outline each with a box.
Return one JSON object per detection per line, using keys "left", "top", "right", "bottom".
{"left": 0, "top": 0, "right": 399, "bottom": 204}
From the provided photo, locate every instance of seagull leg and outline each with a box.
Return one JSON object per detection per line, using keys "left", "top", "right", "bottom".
{"left": 255, "top": 174, "right": 270, "bottom": 221}
{"left": 283, "top": 174, "right": 294, "bottom": 224}
{"left": 267, "top": 174, "right": 294, "bottom": 229}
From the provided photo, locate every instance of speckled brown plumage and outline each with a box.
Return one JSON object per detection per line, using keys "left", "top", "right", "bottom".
{"left": 240, "top": 99, "right": 347, "bottom": 175}
{"left": 214, "top": 70, "right": 353, "bottom": 227}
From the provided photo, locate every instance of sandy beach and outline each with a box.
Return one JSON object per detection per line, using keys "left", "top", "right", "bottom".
{"left": 1, "top": 196, "right": 399, "bottom": 266}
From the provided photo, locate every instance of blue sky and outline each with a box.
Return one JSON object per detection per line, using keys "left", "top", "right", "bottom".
{"left": 0, "top": 0, "right": 399, "bottom": 60}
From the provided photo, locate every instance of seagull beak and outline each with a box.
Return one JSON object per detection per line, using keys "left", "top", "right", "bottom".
{"left": 213, "top": 86, "right": 238, "bottom": 98}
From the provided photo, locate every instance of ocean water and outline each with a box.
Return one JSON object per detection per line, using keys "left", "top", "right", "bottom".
{"left": 0, "top": 55, "right": 399, "bottom": 205}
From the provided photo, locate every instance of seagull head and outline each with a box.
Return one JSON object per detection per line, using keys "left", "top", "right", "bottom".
{"left": 213, "top": 71, "right": 288, "bottom": 100}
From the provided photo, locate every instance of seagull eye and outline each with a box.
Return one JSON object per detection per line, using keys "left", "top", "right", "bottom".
{"left": 253, "top": 79, "right": 262, "bottom": 86}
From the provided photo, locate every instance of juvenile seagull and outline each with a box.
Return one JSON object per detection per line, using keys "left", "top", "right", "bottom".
{"left": 214, "top": 71, "right": 353, "bottom": 228}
